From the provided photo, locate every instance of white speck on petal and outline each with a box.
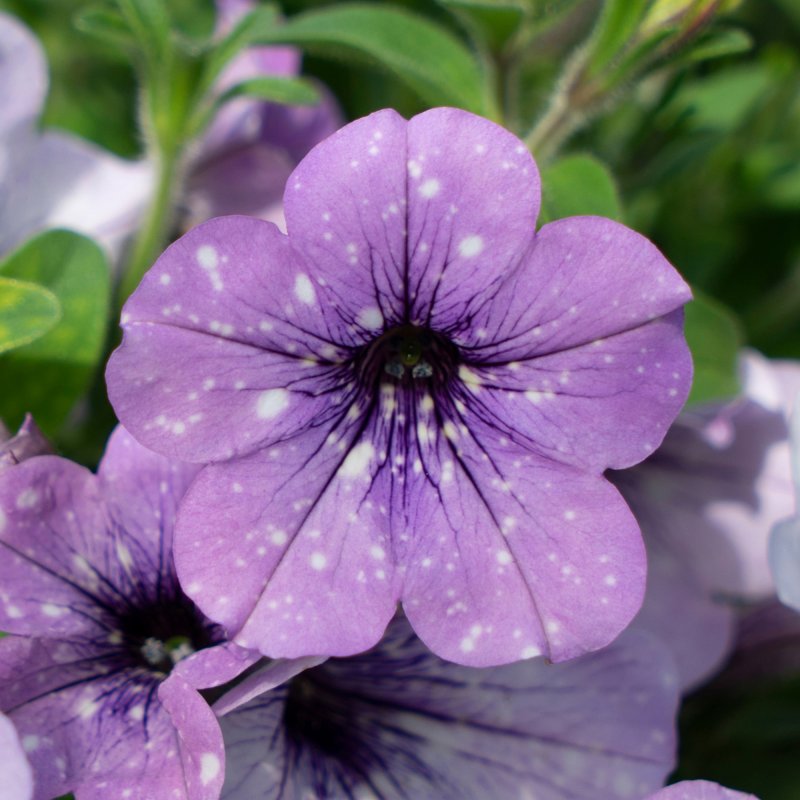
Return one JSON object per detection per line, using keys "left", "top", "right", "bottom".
{"left": 257, "top": 389, "right": 290, "bottom": 420}
{"left": 294, "top": 274, "right": 316, "bottom": 305}
{"left": 200, "top": 753, "right": 221, "bottom": 786}
{"left": 418, "top": 178, "right": 440, "bottom": 198}
{"left": 458, "top": 235, "right": 484, "bottom": 258}
{"left": 357, "top": 307, "right": 384, "bottom": 330}
{"left": 339, "top": 442, "right": 375, "bottom": 478}
{"left": 310, "top": 552, "right": 327, "bottom": 570}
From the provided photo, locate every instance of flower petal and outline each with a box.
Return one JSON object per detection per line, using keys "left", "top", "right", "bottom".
{"left": 108, "top": 216, "right": 351, "bottom": 463}
{"left": 0, "top": 636, "right": 186, "bottom": 800}
{"left": 219, "top": 620, "right": 678, "bottom": 800}
{"left": 0, "top": 457, "right": 112, "bottom": 637}
{"left": 646, "top": 781, "right": 759, "bottom": 800}
{"left": 0, "top": 711, "right": 32, "bottom": 800}
{"left": 283, "top": 108, "right": 540, "bottom": 330}
{"left": 400, "top": 433, "right": 646, "bottom": 665}
{"left": 2, "top": 131, "right": 152, "bottom": 259}
{"left": 173, "top": 421, "right": 399, "bottom": 657}
{"left": 0, "top": 13, "right": 47, "bottom": 137}
{"left": 770, "top": 516, "right": 800, "bottom": 613}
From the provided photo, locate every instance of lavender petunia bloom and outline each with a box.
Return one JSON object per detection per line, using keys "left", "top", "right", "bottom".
{"left": 184, "top": 0, "right": 342, "bottom": 229}
{"left": 0, "top": 414, "right": 52, "bottom": 468}
{"left": 646, "top": 782, "right": 759, "bottom": 800}
{"left": 613, "top": 351, "right": 799, "bottom": 689}
{"left": 769, "top": 392, "right": 800, "bottom": 611}
{"left": 217, "top": 616, "right": 679, "bottom": 800}
{"left": 0, "top": 711, "right": 33, "bottom": 800}
{"left": 0, "top": 427, "right": 260, "bottom": 799}
{"left": 0, "top": 13, "right": 151, "bottom": 259}
{"left": 107, "top": 107, "right": 692, "bottom": 666}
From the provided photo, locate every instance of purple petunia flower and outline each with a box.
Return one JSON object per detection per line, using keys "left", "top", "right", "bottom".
{"left": 614, "top": 352, "right": 798, "bottom": 689}
{"left": 184, "top": 0, "right": 342, "bottom": 229}
{"left": 107, "top": 107, "right": 693, "bottom": 666}
{"left": 215, "top": 615, "right": 679, "bottom": 800}
{"left": 0, "top": 427, "right": 261, "bottom": 799}
{"left": 0, "top": 13, "right": 151, "bottom": 259}
{"left": 646, "top": 781, "right": 759, "bottom": 800}
{"left": 0, "top": 711, "right": 33, "bottom": 800}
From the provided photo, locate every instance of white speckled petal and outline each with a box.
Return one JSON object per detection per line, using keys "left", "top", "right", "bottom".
{"left": 174, "top": 419, "right": 399, "bottom": 657}
{"left": 219, "top": 621, "right": 678, "bottom": 800}
{"left": 0, "top": 711, "right": 32, "bottom": 800}
{"left": 401, "top": 435, "right": 646, "bottom": 666}
{"left": 646, "top": 781, "right": 759, "bottom": 800}
{"left": 108, "top": 217, "right": 353, "bottom": 464}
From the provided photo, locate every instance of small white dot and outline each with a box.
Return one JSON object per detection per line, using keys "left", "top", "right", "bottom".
{"left": 458, "top": 235, "right": 484, "bottom": 258}
{"left": 310, "top": 552, "right": 327, "bottom": 571}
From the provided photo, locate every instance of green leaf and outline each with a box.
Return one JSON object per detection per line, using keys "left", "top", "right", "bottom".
{"left": 683, "top": 291, "right": 743, "bottom": 406}
{"left": 685, "top": 27, "right": 753, "bottom": 63}
{"left": 585, "top": 0, "right": 651, "bottom": 78}
{"left": 436, "top": 0, "right": 527, "bottom": 52}
{"left": 217, "top": 76, "right": 320, "bottom": 107}
{"left": 539, "top": 154, "right": 622, "bottom": 224}
{"left": 74, "top": 5, "right": 136, "bottom": 49}
{"left": 0, "top": 231, "right": 111, "bottom": 434}
{"left": 0, "top": 277, "right": 60, "bottom": 355}
{"left": 250, "top": 3, "right": 491, "bottom": 115}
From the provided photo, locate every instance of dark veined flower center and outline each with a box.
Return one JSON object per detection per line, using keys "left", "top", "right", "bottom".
{"left": 356, "top": 325, "right": 460, "bottom": 394}
{"left": 282, "top": 667, "right": 371, "bottom": 775}
{"left": 115, "top": 592, "right": 219, "bottom": 676}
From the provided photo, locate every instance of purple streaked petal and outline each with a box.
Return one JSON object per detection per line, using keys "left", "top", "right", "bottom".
{"left": 0, "top": 711, "right": 32, "bottom": 800}
{"left": 0, "top": 457, "right": 112, "bottom": 637}
{"left": 284, "top": 108, "right": 540, "bottom": 332}
{"left": 107, "top": 217, "right": 349, "bottom": 463}
{"left": 0, "top": 635, "right": 185, "bottom": 800}
{"left": 174, "top": 432, "right": 400, "bottom": 656}
{"left": 400, "top": 436, "right": 645, "bottom": 665}
{"left": 219, "top": 620, "right": 678, "bottom": 800}
{"left": 646, "top": 782, "right": 759, "bottom": 800}
{"left": 0, "top": 13, "right": 47, "bottom": 137}
{"left": 97, "top": 425, "right": 199, "bottom": 573}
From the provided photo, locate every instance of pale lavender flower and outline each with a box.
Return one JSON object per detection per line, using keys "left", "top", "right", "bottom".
{"left": 768, "top": 391, "right": 800, "bottom": 611}
{"left": 215, "top": 616, "right": 679, "bottom": 800}
{"left": 0, "top": 13, "right": 151, "bottom": 259}
{"left": 0, "top": 711, "right": 32, "bottom": 800}
{"left": 107, "top": 107, "right": 692, "bottom": 666}
{"left": 646, "top": 781, "right": 759, "bottom": 800}
{"left": 0, "top": 427, "right": 260, "bottom": 799}
{"left": 613, "top": 351, "right": 799, "bottom": 689}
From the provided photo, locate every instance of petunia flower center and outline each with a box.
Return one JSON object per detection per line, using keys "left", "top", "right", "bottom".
{"left": 116, "top": 593, "right": 219, "bottom": 676}
{"left": 358, "top": 325, "right": 460, "bottom": 391}
{"left": 282, "top": 666, "right": 369, "bottom": 774}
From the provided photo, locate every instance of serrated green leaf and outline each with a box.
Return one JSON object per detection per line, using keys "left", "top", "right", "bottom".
{"left": 436, "top": 0, "right": 527, "bottom": 52}
{"left": 0, "top": 231, "right": 111, "bottom": 434}
{"left": 539, "top": 154, "right": 622, "bottom": 224}
{"left": 0, "top": 278, "right": 60, "bottom": 355}
{"left": 250, "top": 3, "right": 491, "bottom": 115}
{"left": 683, "top": 291, "right": 743, "bottom": 406}
{"left": 218, "top": 76, "right": 320, "bottom": 107}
